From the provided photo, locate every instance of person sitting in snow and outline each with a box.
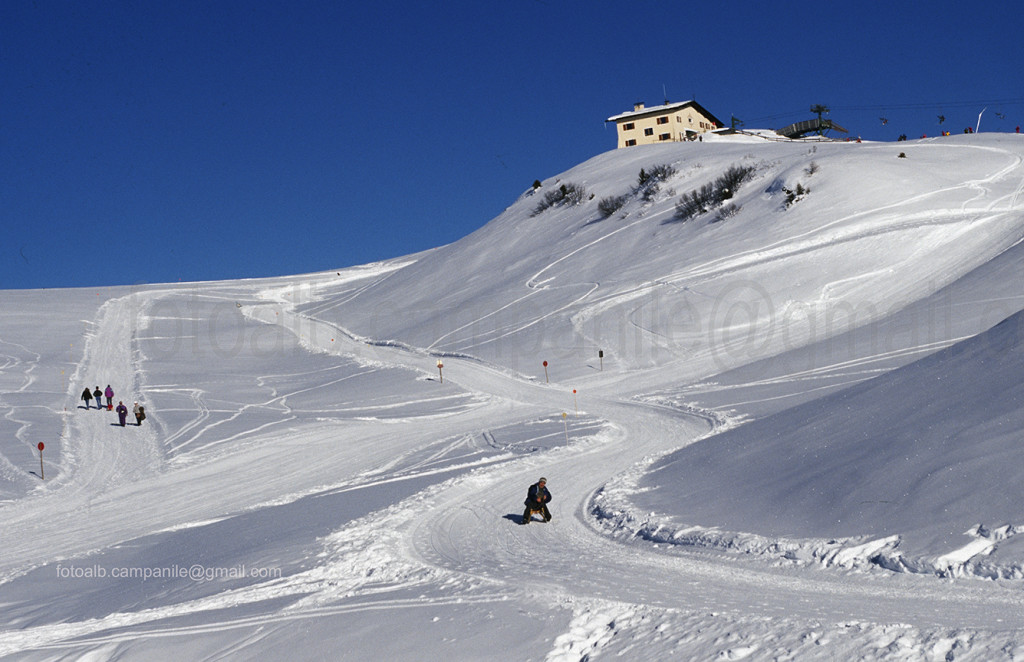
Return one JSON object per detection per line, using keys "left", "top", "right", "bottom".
{"left": 522, "top": 477, "right": 552, "bottom": 524}
{"left": 115, "top": 401, "right": 128, "bottom": 427}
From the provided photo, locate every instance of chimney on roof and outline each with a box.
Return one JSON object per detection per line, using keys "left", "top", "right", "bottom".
{"left": 634, "top": 102, "right": 645, "bottom": 111}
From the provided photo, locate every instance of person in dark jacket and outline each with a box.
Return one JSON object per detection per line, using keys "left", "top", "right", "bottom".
{"left": 115, "top": 401, "right": 128, "bottom": 426}
{"left": 133, "top": 402, "right": 145, "bottom": 426}
{"left": 522, "top": 477, "right": 552, "bottom": 524}
{"left": 81, "top": 387, "right": 94, "bottom": 409}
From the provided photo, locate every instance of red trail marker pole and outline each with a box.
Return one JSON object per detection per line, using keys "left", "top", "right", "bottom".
{"left": 572, "top": 389, "right": 578, "bottom": 417}
{"left": 437, "top": 360, "right": 444, "bottom": 383}
{"left": 543, "top": 361, "right": 549, "bottom": 383}
{"left": 37, "top": 442, "right": 44, "bottom": 480}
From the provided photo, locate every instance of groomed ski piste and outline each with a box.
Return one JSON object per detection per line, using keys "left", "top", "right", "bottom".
{"left": 3, "top": 131, "right": 1024, "bottom": 660}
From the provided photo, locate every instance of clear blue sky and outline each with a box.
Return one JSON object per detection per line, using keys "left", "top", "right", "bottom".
{"left": 3, "top": 0, "right": 1023, "bottom": 290}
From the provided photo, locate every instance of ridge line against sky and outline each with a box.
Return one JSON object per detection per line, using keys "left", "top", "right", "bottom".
{"left": 4, "top": 0, "right": 1023, "bottom": 290}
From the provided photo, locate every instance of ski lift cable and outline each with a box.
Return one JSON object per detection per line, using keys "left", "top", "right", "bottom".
{"left": 830, "top": 98, "right": 1024, "bottom": 112}
{"left": 743, "top": 98, "right": 1024, "bottom": 124}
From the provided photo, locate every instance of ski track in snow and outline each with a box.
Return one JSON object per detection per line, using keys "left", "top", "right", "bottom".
{"left": 567, "top": 142, "right": 1024, "bottom": 344}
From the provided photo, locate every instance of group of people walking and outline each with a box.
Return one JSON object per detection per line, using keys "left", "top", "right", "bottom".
{"left": 80, "top": 384, "right": 146, "bottom": 427}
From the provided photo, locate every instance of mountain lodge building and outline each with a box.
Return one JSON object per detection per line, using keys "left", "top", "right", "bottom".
{"left": 606, "top": 100, "right": 724, "bottom": 148}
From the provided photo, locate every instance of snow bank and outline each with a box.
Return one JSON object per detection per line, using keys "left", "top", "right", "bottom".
{"left": 608, "top": 309, "right": 1024, "bottom": 578}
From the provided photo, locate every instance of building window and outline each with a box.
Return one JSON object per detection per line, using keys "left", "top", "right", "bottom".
{"left": 659, "top": 133, "right": 671, "bottom": 141}
{"left": 625, "top": 139, "right": 637, "bottom": 146}
{"left": 677, "top": 116, "right": 682, "bottom": 122}
{"left": 644, "top": 128, "right": 654, "bottom": 136}
{"left": 623, "top": 122, "right": 635, "bottom": 130}
{"left": 657, "top": 116, "right": 669, "bottom": 125}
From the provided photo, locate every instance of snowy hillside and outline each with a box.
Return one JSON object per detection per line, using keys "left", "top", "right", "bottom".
{"left": 2, "top": 132, "right": 1024, "bottom": 660}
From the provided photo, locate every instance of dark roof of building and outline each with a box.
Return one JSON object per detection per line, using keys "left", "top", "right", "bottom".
{"left": 606, "top": 100, "right": 724, "bottom": 128}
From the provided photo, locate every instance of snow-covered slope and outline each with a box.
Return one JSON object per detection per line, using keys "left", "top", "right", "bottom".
{"left": 2, "top": 132, "right": 1024, "bottom": 660}
{"left": 316, "top": 134, "right": 1024, "bottom": 380}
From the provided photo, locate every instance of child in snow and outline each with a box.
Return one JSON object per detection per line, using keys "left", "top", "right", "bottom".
{"left": 115, "top": 401, "right": 128, "bottom": 426}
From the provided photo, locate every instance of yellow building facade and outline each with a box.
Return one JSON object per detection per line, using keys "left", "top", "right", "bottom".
{"left": 606, "top": 101, "right": 724, "bottom": 148}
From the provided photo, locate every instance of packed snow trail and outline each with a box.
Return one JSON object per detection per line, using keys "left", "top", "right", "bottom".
{"left": 397, "top": 357, "right": 1024, "bottom": 629}
{"left": 263, "top": 291, "right": 1024, "bottom": 631}
{"left": 0, "top": 294, "right": 162, "bottom": 567}
{"left": 0, "top": 287, "right": 532, "bottom": 579}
